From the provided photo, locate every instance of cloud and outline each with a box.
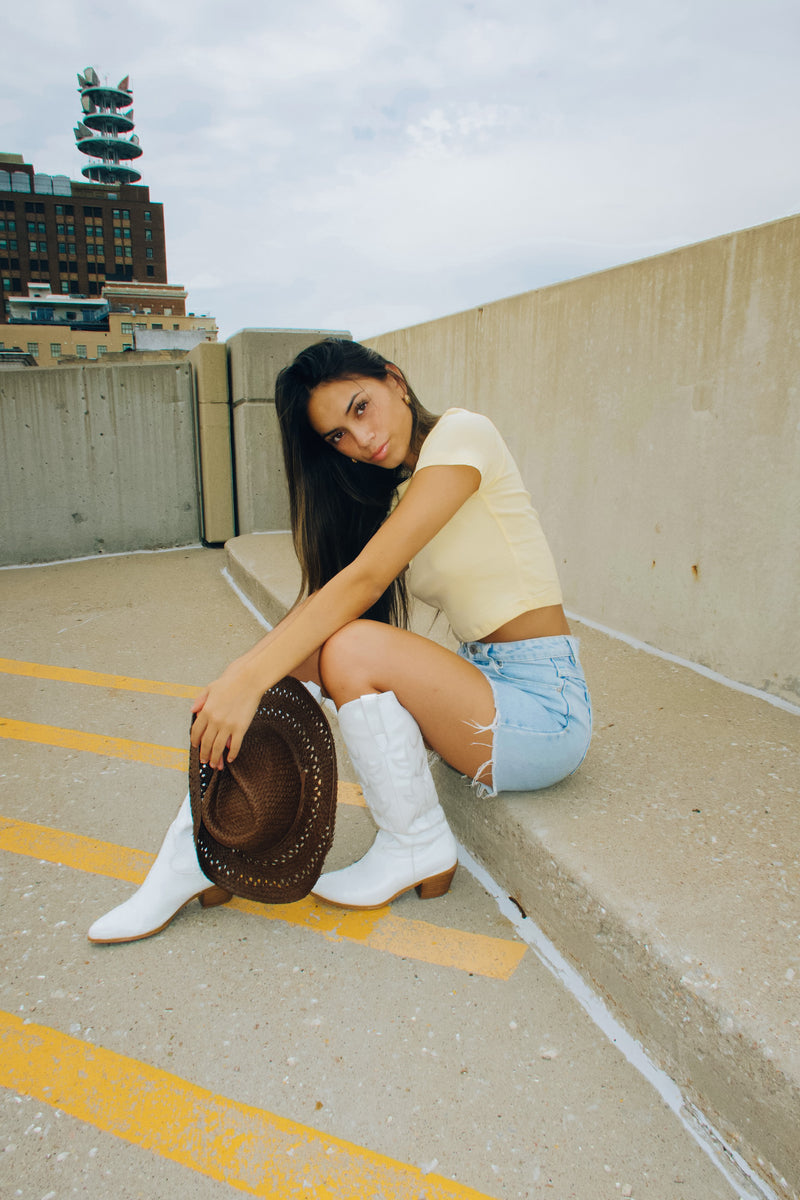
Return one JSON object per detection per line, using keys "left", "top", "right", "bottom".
{"left": 3, "top": 0, "right": 800, "bottom": 339}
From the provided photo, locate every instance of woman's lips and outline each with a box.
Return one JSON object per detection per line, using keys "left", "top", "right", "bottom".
{"left": 369, "top": 441, "right": 389, "bottom": 463}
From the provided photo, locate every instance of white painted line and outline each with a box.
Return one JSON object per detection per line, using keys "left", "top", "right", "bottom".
{"left": 567, "top": 610, "right": 800, "bottom": 715}
{"left": 458, "top": 844, "right": 781, "bottom": 1200}
{"left": 0, "top": 544, "right": 204, "bottom": 571}
{"left": 220, "top": 567, "right": 273, "bottom": 630}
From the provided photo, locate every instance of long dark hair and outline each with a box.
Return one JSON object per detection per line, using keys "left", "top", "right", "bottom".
{"left": 274, "top": 338, "right": 438, "bottom": 626}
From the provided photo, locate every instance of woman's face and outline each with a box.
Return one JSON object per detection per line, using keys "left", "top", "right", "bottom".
{"left": 306, "top": 371, "right": 415, "bottom": 469}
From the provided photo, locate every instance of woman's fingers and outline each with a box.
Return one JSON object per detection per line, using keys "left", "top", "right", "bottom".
{"left": 188, "top": 665, "right": 262, "bottom": 768}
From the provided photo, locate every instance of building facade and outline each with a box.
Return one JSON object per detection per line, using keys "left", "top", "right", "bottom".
{"left": 0, "top": 281, "right": 217, "bottom": 364}
{"left": 0, "top": 153, "right": 167, "bottom": 323}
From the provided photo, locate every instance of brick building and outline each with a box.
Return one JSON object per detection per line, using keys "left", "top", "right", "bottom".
{"left": 0, "top": 153, "right": 167, "bottom": 324}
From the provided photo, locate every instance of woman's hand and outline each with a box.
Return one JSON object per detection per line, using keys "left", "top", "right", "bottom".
{"left": 190, "top": 659, "right": 264, "bottom": 769}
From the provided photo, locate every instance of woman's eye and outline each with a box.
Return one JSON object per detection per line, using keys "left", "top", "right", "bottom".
{"left": 329, "top": 431, "right": 343, "bottom": 445}
{"left": 355, "top": 398, "right": 368, "bottom": 415}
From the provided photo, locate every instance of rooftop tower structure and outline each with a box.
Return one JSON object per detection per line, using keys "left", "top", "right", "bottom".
{"left": 74, "top": 68, "right": 142, "bottom": 185}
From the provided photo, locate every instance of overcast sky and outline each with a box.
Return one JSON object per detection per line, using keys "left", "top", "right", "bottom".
{"left": 4, "top": 0, "right": 799, "bottom": 340}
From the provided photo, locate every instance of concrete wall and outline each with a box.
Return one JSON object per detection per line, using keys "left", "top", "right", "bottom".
{"left": 367, "top": 215, "right": 800, "bottom": 705}
{"left": 189, "top": 341, "right": 235, "bottom": 544}
{"left": 228, "top": 329, "right": 349, "bottom": 534}
{"left": 0, "top": 360, "right": 200, "bottom": 565}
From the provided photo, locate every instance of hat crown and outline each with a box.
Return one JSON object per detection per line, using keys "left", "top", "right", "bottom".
{"left": 201, "top": 729, "right": 305, "bottom": 852}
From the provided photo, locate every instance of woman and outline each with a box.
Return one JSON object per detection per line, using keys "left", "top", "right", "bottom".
{"left": 88, "top": 339, "right": 591, "bottom": 942}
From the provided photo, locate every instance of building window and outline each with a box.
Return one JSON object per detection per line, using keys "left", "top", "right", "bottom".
{"left": 122, "top": 209, "right": 130, "bottom": 219}
{"left": 151, "top": 323, "right": 162, "bottom": 330}
{"left": 61, "top": 281, "right": 69, "bottom": 293}
{"left": 122, "top": 342, "right": 133, "bottom": 351}
{"left": 76, "top": 345, "right": 87, "bottom": 358}
{"left": 96, "top": 344, "right": 107, "bottom": 356}
{"left": 125, "top": 247, "right": 132, "bottom": 259}
{"left": 146, "top": 265, "right": 154, "bottom": 276}
{"left": 120, "top": 321, "right": 133, "bottom": 333}
{"left": 123, "top": 228, "right": 131, "bottom": 239}
{"left": 145, "top": 229, "right": 152, "bottom": 240}
{"left": 1, "top": 279, "right": 9, "bottom": 290}
{"left": 172, "top": 323, "right": 180, "bottom": 330}
{"left": 144, "top": 210, "right": 151, "bottom": 220}
{"left": 146, "top": 248, "right": 153, "bottom": 259}
{"left": 30, "top": 240, "right": 38, "bottom": 253}
{"left": 56, "top": 205, "right": 64, "bottom": 215}
{"left": 50, "top": 343, "right": 62, "bottom": 357}
{"left": 27, "top": 222, "right": 36, "bottom": 232}
{"left": 27, "top": 342, "right": 39, "bottom": 357}
{"left": 39, "top": 242, "right": 47, "bottom": 253}
{"left": 38, "top": 222, "right": 45, "bottom": 233}
{"left": 136, "top": 322, "right": 146, "bottom": 329}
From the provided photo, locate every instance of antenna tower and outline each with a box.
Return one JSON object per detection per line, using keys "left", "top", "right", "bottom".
{"left": 74, "top": 67, "right": 143, "bottom": 184}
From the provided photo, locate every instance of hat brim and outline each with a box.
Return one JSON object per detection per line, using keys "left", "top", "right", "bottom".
{"left": 189, "top": 677, "right": 337, "bottom": 904}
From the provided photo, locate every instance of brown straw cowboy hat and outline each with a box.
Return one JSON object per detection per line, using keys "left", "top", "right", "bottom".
{"left": 189, "top": 677, "right": 337, "bottom": 904}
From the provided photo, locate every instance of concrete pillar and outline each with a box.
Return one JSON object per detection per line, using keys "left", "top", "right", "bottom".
{"left": 188, "top": 342, "right": 235, "bottom": 544}
{"left": 227, "top": 329, "right": 350, "bottom": 533}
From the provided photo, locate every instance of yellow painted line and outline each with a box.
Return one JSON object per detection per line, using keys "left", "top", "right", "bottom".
{"left": 0, "top": 718, "right": 187, "bottom": 772}
{"left": 337, "top": 780, "right": 365, "bottom": 807}
{"left": 1, "top": 1012, "right": 499, "bottom": 1200}
{"left": 0, "top": 817, "right": 525, "bottom": 980}
{"left": 0, "top": 656, "right": 199, "bottom": 698}
{"left": 0, "top": 720, "right": 365, "bottom": 806}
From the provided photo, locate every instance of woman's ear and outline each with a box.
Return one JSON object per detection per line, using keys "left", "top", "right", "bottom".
{"left": 385, "top": 365, "right": 407, "bottom": 393}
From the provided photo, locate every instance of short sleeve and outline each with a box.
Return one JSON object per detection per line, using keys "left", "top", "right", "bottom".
{"left": 414, "top": 409, "right": 504, "bottom": 481}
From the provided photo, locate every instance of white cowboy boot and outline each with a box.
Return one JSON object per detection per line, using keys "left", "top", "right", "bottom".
{"left": 312, "top": 691, "right": 458, "bottom": 910}
{"left": 87, "top": 793, "right": 231, "bottom": 944}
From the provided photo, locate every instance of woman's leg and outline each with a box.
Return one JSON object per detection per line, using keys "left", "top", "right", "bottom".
{"left": 318, "top": 620, "right": 496, "bottom": 785}
{"left": 311, "top": 621, "right": 495, "bottom": 910}
{"left": 87, "top": 793, "right": 231, "bottom": 944}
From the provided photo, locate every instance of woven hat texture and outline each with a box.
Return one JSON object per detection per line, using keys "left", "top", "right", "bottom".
{"left": 189, "top": 677, "right": 337, "bottom": 903}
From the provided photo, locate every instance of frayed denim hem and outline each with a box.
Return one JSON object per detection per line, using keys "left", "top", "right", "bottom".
{"left": 462, "top": 714, "right": 499, "bottom": 799}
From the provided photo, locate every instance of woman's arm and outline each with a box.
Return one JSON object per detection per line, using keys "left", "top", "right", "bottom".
{"left": 191, "top": 463, "right": 480, "bottom": 768}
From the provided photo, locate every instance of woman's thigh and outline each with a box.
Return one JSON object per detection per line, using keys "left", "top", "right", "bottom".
{"left": 318, "top": 621, "right": 496, "bottom": 785}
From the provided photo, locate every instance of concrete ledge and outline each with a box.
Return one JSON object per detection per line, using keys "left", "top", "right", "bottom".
{"left": 226, "top": 532, "right": 800, "bottom": 1199}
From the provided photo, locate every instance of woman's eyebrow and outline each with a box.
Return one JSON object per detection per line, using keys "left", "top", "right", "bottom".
{"left": 321, "top": 390, "right": 362, "bottom": 440}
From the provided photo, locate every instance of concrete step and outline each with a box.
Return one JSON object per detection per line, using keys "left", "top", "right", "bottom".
{"left": 226, "top": 531, "right": 800, "bottom": 1200}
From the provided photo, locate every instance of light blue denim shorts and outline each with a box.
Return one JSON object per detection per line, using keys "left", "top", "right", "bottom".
{"left": 457, "top": 635, "right": 592, "bottom": 796}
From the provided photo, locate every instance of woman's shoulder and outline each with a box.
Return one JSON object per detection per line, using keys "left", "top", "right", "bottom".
{"left": 429, "top": 408, "right": 502, "bottom": 445}
{"left": 417, "top": 408, "right": 506, "bottom": 475}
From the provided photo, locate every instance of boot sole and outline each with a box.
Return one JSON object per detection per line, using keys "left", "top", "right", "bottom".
{"left": 311, "top": 864, "right": 457, "bottom": 911}
{"left": 87, "top": 886, "right": 232, "bottom": 945}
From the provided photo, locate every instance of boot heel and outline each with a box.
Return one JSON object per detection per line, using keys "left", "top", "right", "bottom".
{"left": 416, "top": 864, "right": 457, "bottom": 900}
{"left": 200, "top": 886, "right": 233, "bottom": 908}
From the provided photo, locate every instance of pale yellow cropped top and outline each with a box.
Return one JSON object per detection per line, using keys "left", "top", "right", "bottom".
{"left": 395, "top": 408, "right": 563, "bottom": 643}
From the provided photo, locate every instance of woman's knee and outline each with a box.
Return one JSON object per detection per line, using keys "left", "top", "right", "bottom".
{"left": 318, "top": 620, "right": 379, "bottom": 693}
